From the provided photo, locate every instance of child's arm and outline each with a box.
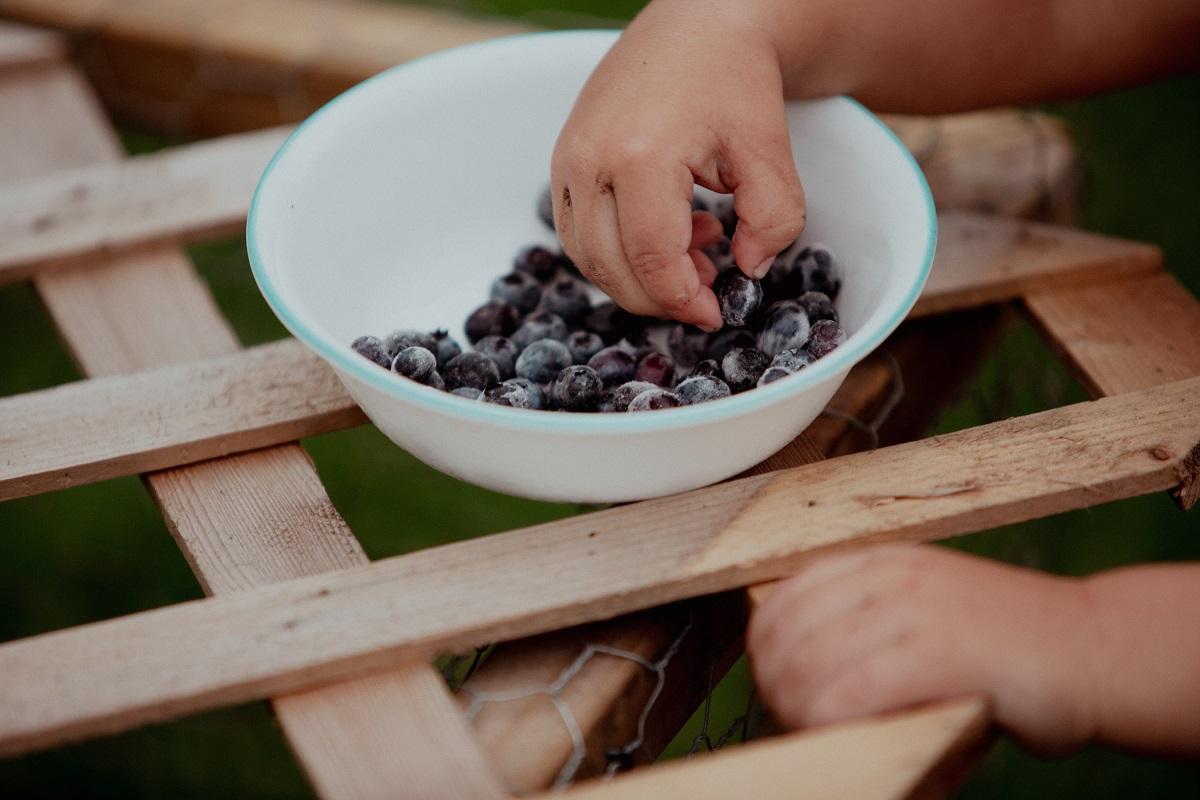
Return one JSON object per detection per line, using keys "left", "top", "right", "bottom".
{"left": 746, "top": 543, "right": 1200, "bottom": 757}
{"left": 552, "top": 0, "right": 1200, "bottom": 323}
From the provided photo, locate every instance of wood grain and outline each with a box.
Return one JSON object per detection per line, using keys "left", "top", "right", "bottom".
{"left": 1, "top": 376, "right": 1196, "bottom": 757}
{"left": 0, "top": 216, "right": 1160, "bottom": 503}
{"left": 1, "top": 55, "right": 504, "bottom": 799}
{"left": 554, "top": 699, "right": 989, "bottom": 800}
{"left": 1025, "top": 272, "right": 1200, "bottom": 398}
{"left": 0, "top": 0, "right": 528, "bottom": 134}
{"left": 0, "top": 125, "right": 289, "bottom": 283}
{"left": 912, "top": 212, "right": 1160, "bottom": 318}
{"left": 0, "top": 339, "right": 364, "bottom": 501}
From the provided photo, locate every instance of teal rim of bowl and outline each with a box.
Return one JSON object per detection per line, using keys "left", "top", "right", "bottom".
{"left": 246, "top": 29, "right": 936, "bottom": 434}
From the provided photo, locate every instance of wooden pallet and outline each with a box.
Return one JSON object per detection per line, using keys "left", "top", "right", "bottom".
{"left": 1, "top": 15, "right": 1198, "bottom": 800}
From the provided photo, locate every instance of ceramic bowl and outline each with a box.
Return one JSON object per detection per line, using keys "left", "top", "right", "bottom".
{"left": 248, "top": 30, "right": 935, "bottom": 503}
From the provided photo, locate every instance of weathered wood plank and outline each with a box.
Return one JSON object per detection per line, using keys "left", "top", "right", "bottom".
{"left": 0, "top": 0, "right": 528, "bottom": 134}
{"left": 0, "top": 217, "right": 1159, "bottom": 503}
{"left": 0, "top": 126, "right": 289, "bottom": 284}
{"left": 0, "top": 339, "right": 364, "bottom": 502}
{"left": 0, "top": 55, "right": 504, "bottom": 799}
{"left": 912, "top": 212, "right": 1160, "bottom": 318}
{"left": 1025, "top": 271, "right": 1200, "bottom": 398}
{"left": 554, "top": 699, "right": 990, "bottom": 800}
{"left": 1, "top": 376, "right": 1196, "bottom": 756}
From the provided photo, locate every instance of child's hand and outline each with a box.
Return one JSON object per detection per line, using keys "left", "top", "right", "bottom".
{"left": 748, "top": 543, "right": 1098, "bottom": 754}
{"left": 551, "top": 2, "right": 807, "bottom": 330}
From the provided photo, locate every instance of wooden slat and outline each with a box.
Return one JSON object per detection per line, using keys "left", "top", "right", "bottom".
{"left": 0, "top": 339, "right": 364, "bottom": 501}
{"left": 885, "top": 111, "right": 1079, "bottom": 222}
{"left": 911, "top": 212, "right": 1160, "bottom": 318}
{"left": 1, "top": 54, "right": 504, "bottom": 799}
{"left": 1025, "top": 272, "right": 1200, "bottom": 397}
{"left": 0, "top": 20, "right": 63, "bottom": 71}
{"left": 1, "top": 376, "right": 1196, "bottom": 756}
{"left": 0, "top": 217, "right": 1160, "bottom": 503}
{"left": 555, "top": 699, "right": 989, "bottom": 800}
{"left": 0, "top": 125, "right": 289, "bottom": 284}
{"left": 0, "top": 0, "right": 529, "bottom": 135}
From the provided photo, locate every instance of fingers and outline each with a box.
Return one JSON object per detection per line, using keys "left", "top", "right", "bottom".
{"left": 562, "top": 176, "right": 662, "bottom": 317}
{"left": 614, "top": 162, "right": 722, "bottom": 329}
{"left": 726, "top": 136, "right": 807, "bottom": 278}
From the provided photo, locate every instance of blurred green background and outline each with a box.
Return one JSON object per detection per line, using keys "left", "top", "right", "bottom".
{"left": 1, "top": 1, "right": 1197, "bottom": 797}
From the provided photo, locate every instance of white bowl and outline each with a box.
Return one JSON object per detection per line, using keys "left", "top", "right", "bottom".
{"left": 248, "top": 30, "right": 935, "bottom": 504}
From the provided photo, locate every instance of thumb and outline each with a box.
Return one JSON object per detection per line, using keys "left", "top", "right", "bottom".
{"left": 727, "top": 145, "right": 806, "bottom": 279}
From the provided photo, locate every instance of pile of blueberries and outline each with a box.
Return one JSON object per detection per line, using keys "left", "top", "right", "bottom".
{"left": 350, "top": 188, "right": 846, "bottom": 412}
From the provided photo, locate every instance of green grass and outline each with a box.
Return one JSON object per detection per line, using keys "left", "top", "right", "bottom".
{"left": 1, "top": 7, "right": 1197, "bottom": 796}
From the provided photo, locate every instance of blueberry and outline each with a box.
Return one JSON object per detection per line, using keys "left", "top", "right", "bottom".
{"left": 490, "top": 271, "right": 542, "bottom": 314}
{"left": 707, "top": 328, "right": 756, "bottom": 362}
{"left": 351, "top": 335, "right": 391, "bottom": 369}
{"left": 688, "top": 359, "right": 722, "bottom": 380}
{"left": 667, "top": 324, "right": 710, "bottom": 368}
{"left": 391, "top": 345, "right": 438, "bottom": 385}
{"left": 474, "top": 335, "right": 519, "bottom": 380}
{"left": 451, "top": 387, "right": 484, "bottom": 401}
{"left": 796, "top": 291, "right": 838, "bottom": 323}
{"left": 515, "top": 338, "right": 573, "bottom": 383}
{"left": 628, "top": 388, "right": 683, "bottom": 412}
{"left": 427, "top": 371, "right": 446, "bottom": 391}
{"left": 556, "top": 251, "right": 582, "bottom": 278}
{"left": 713, "top": 268, "right": 763, "bottom": 327}
{"left": 797, "top": 245, "right": 843, "bottom": 299}
{"left": 760, "top": 246, "right": 805, "bottom": 304}
{"left": 721, "top": 347, "right": 770, "bottom": 393}
{"left": 484, "top": 381, "right": 532, "bottom": 409}
{"left": 691, "top": 192, "right": 708, "bottom": 213}
{"left": 512, "top": 310, "right": 569, "bottom": 349}
{"left": 552, "top": 365, "right": 604, "bottom": 411}
{"left": 429, "top": 329, "right": 463, "bottom": 370}
{"left": 465, "top": 300, "right": 520, "bottom": 343}
{"left": 514, "top": 245, "right": 560, "bottom": 282}
{"left": 506, "top": 377, "right": 546, "bottom": 410}
{"left": 676, "top": 375, "right": 732, "bottom": 405}
{"left": 537, "top": 185, "right": 555, "bottom": 231}
{"left": 542, "top": 278, "right": 591, "bottom": 324}
{"left": 444, "top": 351, "right": 501, "bottom": 391}
{"left": 757, "top": 300, "right": 811, "bottom": 357}
{"left": 807, "top": 319, "right": 847, "bottom": 359}
{"left": 757, "top": 366, "right": 795, "bottom": 387}
{"left": 615, "top": 330, "right": 658, "bottom": 362}
{"left": 587, "top": 346, "right": 637, "bottom": 387}
{"left": 384, "top": 329, "right": 437, "bottom": 358}
{"left": 599, "top": 380, "right": 660, "bottom": 412}
{"left": 584, "top": 302, "right": 645, "bottom": 344}
{"left": 772, "top": 348, "right": 814, "bottom": 372}
{"left": 635, "top": 351, "right": 676, "bottom": 387}
{"left": 566, "top": 330, "right": 604, "bottom": 364}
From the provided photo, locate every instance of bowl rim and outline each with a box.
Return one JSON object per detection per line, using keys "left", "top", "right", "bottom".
{"left": 247, "top": 29, "right": 936, "bottom": 434}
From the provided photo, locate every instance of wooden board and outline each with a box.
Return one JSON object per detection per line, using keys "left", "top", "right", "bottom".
{"left": 912, "top": 212, "right": 1160, "bottom": 318}
{"left": 1, "top": 376, "right": 1196, "bottom": 756}
{"left": 555, "top": 699, "right": 989, "bottom": 800}
{"left": 0, "top": 217, "right": 1160, "bottom": 503}
{"left": 0, "top": 0, "right": 528, "bottom": 134}
{"left": 0, "top": 125, "right": 289, "bottom": 283}
{"left": 1025, "top": 272, "right": 1200, "bottom": 397}
{"left": 0, "top": 54, "right": 504, "bottom": 800}
{"left": 0, "top": 339, "right": 364, "bottom": 501}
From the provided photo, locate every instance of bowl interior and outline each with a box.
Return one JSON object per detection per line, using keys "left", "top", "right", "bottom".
{"left": 249, "top": 30, "right": 933, "bottom": 424}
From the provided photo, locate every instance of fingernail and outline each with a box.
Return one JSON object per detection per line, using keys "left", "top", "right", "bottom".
{"left": 698, "top": 322, "right": 721, "bottom": 334}
{"left": 753, "top": 257, "right": 773, "bottom": 279}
